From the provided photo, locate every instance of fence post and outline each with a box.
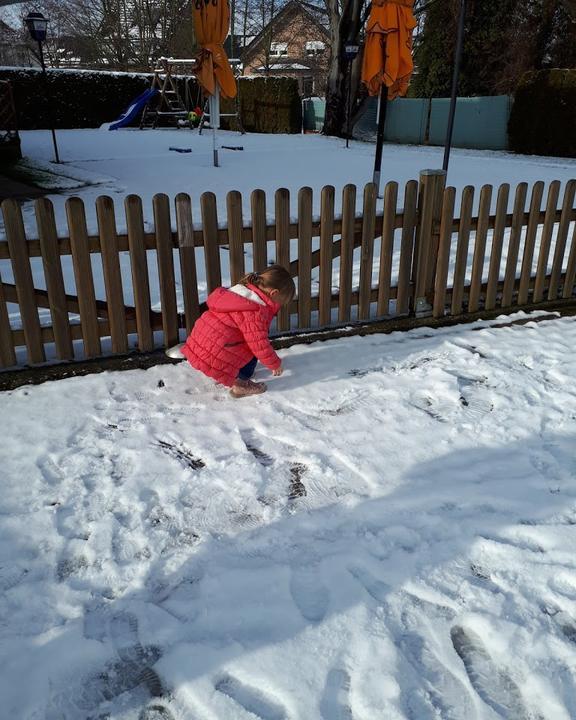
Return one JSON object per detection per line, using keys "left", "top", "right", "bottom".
{"left": 414, "top": 169, "right": 446, "bottom": 316}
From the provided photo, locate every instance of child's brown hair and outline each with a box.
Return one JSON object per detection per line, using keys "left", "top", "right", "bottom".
{"left": 239, "top": 265, "right": 295, "bottom": 307}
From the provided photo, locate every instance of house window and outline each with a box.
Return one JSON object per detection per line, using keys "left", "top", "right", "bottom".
{"left": 270, "top": 42, "right": 288, "bottom": 57}
{"left": 306, "top": 41, "right": 325, "bottom": 56}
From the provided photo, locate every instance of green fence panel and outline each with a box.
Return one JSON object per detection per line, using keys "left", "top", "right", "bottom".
{"left": 302, "top": 98, "right": 326, "bottom": 132}
{"left": 384, "top": 97, "right": 429, "bottom": 144}
{"left": 428, "top": 95, "right": 512, "bottom": 150}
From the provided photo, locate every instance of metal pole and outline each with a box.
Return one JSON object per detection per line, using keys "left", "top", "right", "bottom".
{"left": 346, "top": 58, "right": 352, "bottom": 149}
{"left": 230, "top": 0, "right": 235, "bottom": 59}
{"left": 372, "top": 83, "right": 388, "bottom": 192}
{"left": 210, "top": 89, "right": 219, "bottom": 167}
{"left": 442, "top": 0, "right": 466, "bottom": 173}
{"left": 38, "top": 40, "right": 60, "bottom": 164}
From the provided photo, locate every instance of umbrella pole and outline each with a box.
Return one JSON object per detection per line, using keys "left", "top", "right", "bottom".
{"left": 210, "top": 85, "right": 220, "bottom": 167}
{"left": 372, "top": 84, "right": 389, "bottom": 193}
{"left": 442, "top": 0, "right": 466, "bottom": 173}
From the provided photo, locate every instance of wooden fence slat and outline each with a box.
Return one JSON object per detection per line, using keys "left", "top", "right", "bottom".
{"left": 549, "top": 180, "right": 576, "bottom": 301}
{"left": 251, "top": 189, "right": 268, "bottom": 272}
{"left": 451, "top": 185, "right": 475, "bottom": 316}
{"left": 0, "top": 267, "right": 16, "bottom": 367}
{"left": 125, "top": 194, "right": 154, "bottom": 351}
{"left": 433, "top": 187, "right": 457, "bottom": 319}
{"left": 96, "top": 196, "right": 128, "bottom": 354}
{"left": 66, "top": 197, "right": 101, "bottom": 358}
{"left": 468, "top": 184, "right": 493, "bottom": 313}
{"left": 562, "top": 216, "right": 576, "bottom": 300}
{"left": 175, "top": 193, "right": 200, "bottom": 336}
{"left": 501, "top": 182, "right": 529, "bottom": 307}
{"left": 153, "top": 193, "right": 179, "bottom": 347}
{"left": 227, "top": 190, "right": 245, "bottom": 284}
{"left": 35, "top": 197, "right": 73, "bottom": 360}
{"left": 318, "top": 185, "right": 335, "bottom": 327}
{"left": 535, "top": 181, "right": 562, "bottom": 303}
{"left": 297, "top": 187, "right": 313, "bottom": 328}
{"left": 358, "top": 183, "right": 377, "bottom": 320}
{"left": 396, "top": 180, "right": 418, "bottom": 315}
{"left": 518, "top": 180, "right": 545, "bottom": 305}
{"left": 534, "top": 180, "right": 561, "bottom": 303}
{"left": 275, "top": 188, "right": 291, "bottom": 331}
{"left": 485, "top": 183, "right": 510, "bottom": 311}
{"left": 339, "top": 184, "right": 356, "bottom": 322}
{"left": 377, "top": 181, "right": 398, "bottom": 317}
{"left": 200, "top": 192, "right": 222, "bottom": 294}
{"left": 2, "top": 199, "right": 45, "bottom": 364}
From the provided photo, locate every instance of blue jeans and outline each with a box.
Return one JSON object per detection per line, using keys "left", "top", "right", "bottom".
{"left": 238, "top": 356, "right": 257, "bottom": 381}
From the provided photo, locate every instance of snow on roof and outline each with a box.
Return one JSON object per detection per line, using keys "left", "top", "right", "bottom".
{"left": 255, "top": 63, "right": 311, "bottom": 71}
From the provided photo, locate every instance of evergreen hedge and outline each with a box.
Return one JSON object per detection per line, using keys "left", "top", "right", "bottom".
{"left": 0, "top": 67, "right": 302, "bottom": 134}
{"left": 508, "top": 69, "right": 576, "bottom": 158}
{"left": 0, "top": 67, "right": 152, "bottom": 129}
{"left": 221, "top": 77, "right": 302, "bottom": 134}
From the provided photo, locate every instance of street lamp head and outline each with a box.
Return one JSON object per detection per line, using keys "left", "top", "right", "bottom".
{"left": 25, "top": 12, "right": 48, "bottom": 43}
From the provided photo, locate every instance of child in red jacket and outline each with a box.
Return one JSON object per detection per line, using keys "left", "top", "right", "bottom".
{"left": 167, "top": 265, "right": 295, "bottom": 398}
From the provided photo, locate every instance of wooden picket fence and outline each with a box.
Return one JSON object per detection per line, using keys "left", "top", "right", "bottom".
{"left": 1, "top": 170, "right": 576, "bottom": 370}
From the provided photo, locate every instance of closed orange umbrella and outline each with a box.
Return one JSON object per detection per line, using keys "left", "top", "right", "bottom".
{"left": 361, "top": 0, "right": 417, "bottom": 99}
{"left": 193, "top": 0, "right": 237, "bottom": 99}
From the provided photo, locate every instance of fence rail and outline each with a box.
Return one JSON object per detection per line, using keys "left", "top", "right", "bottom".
{"left": 1, "top": 171, "right": 576, "bottom": 370}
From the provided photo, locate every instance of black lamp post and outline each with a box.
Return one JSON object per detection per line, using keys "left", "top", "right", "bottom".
{"left": 25, "top": 11, "right": 60, "bottom": 164}
{"left": 343, "top": 43, "right": 360, "bottom": 150}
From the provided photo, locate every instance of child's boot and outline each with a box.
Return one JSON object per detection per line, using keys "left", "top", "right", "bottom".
{"left": 230, "top": 379, "right": 267, "bottom": 398}
{"left": 165, "top": 343, "right": 185, "bottom": 359}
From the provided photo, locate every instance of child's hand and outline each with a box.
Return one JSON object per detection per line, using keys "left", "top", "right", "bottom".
{"left": 272, "top": 363, "right": 283, "bottom": 376}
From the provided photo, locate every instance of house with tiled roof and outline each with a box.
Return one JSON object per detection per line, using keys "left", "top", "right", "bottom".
{"left": 241, "top": 0, "right": 331, "bottom": 97}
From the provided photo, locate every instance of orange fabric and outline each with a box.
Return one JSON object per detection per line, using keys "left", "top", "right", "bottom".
{"left": 192, "top": 0, "right": 237, "bottom": 99}
{"left": 361, "top": 0, "right": 417, "bottom": 99}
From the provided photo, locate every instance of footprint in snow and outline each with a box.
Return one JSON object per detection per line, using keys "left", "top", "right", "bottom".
{"left": 215, "top": 674, "right": 288, "bottom": 720}
{"left": 289, "top": 561, "right": 330, "bottom": 622}
{"left": 348, "top": 565, "right": 389, "bottom": 604}
{"left": 288, "top": 463, "right": 308, "bottom": 502}
{"left": 155, "top": 438, "right": 205, "bottom": 470}
{"left": 0, "top": 563, "right": 28, "bottom": 592}
{"left": 457, "top": 376, "right": 494, "bottom": 419}
{"left": 409, "top": 391, "right": 457, "bottom": 423}
{"left": 56, "top": 555, "right": 88, "bottom": 582}
{"left": 140, "top": 705, "right": 176, "bottom": 720}
{"left": 450, "top": 624, "right": 536, "bottom": 719}
{"left": 397, "top": 622, "right": 477, "bottom": 720}
{"left": 320, "top": 668, "right": 354, "bottom": 720}
{"left": 241, "top": 429, "right": 275, "bottom": 467}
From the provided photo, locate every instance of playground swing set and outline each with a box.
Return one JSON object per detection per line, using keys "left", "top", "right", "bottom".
{"left": 108, "top": 56, "right": 244, "bottom": 135}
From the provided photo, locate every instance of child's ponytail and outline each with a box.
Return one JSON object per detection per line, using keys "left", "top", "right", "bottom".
{"left": 238, "top": 265, "right": 295, "bottom": 306}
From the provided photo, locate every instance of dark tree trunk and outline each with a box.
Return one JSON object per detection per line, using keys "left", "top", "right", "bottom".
{"left": 322, "top": 0, "right": 365, "bottom": 137}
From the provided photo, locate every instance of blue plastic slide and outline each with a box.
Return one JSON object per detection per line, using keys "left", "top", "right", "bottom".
{"left": 108, "top": 88, "right": 158, "bottom": 131}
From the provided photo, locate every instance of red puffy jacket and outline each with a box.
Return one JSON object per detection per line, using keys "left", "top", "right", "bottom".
{"left": 182, "top": 283, "right": 282, "bottom": 387}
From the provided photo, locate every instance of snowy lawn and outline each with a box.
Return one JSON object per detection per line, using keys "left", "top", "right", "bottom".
{"left": 9, "top": 129, "right": 576, "bottom": 237}
{"left": 2, "top": 312, "right": 576, "bottom": 719}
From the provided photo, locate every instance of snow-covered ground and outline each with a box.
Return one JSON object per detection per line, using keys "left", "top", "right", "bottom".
{"left": 2, "top": 311, "right": 576, "bottom": 719}
{"left": 8, "top": 129, "right": 576, "bottom": 237}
